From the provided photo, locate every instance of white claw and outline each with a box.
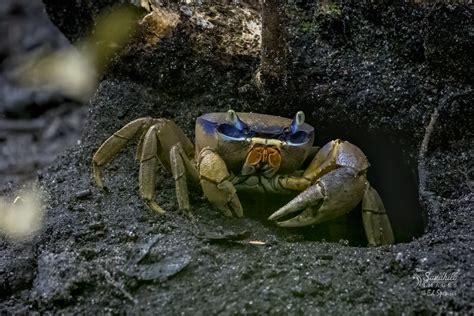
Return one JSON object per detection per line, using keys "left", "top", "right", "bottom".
{"left": 268, "top": 183, "right": 324, "bottom": 221}
{"left": 275, "top": 210, "right": 320, "bottom": 227}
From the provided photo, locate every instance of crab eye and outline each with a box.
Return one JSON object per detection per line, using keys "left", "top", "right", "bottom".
{"left": 291, "top": 111, "right": 305, "bottom": 134}
{"left": 288, "top": 131, "right": 309, "bottom": 144}
{"left": 217, "top": 123, "right": 246, "bottom": 139}
{"left": 282, "top": 111, "right": 310, "bottom": 144}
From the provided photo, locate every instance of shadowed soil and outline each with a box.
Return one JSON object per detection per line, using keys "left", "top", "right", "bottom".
{"left": 1, "top": 1, "right": 472, "bottom": 314}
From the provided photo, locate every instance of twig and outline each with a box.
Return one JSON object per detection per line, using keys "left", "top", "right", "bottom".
{"left": 418, "top": 107, "right": 441, "bottom": 231}
{"left": 418, "top": 107, "right": 439, "bottom": 197}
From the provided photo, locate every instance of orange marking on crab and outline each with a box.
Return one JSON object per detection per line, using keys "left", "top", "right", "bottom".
{"left": 244, "top": 145, "right": 282, "bottom": 172}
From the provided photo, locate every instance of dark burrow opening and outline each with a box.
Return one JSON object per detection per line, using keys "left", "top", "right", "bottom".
{"left": 239, "top": 124, "right": 426, "bottom": 246}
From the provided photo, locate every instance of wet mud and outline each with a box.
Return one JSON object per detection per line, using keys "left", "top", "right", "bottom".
{"left": 1, "top": 1, "right": 472, "bottom": 314}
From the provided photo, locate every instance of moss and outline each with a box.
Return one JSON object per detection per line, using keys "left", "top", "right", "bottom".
{"left": 318, "top": 3, "right": 342, "bottom": 17}
{"left": 301, "top": 20, "right": 314, "bottom": 33}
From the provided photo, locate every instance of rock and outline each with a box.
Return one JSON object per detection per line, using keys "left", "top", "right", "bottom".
{"left": 126, "top": 254, "right": 191, "bottom": 282}
{"left": 74, "top": 189, "right": 92, "bottom": 200}
{"left": 129, "top": 234, "right": 161, "bottom": 264}
{"left": 195, "top": 229, "right": 251, "bottom": 242}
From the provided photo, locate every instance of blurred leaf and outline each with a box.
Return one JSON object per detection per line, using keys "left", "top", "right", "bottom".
{"left": 0, "top": 185, "right": 46, "bottom": 239}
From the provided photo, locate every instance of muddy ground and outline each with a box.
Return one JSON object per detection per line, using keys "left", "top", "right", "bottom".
{"left": 1, "top": 1, "right": 473, "bottom": 314}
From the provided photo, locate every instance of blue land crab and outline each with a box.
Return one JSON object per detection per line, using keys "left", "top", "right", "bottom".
{"left": 92, "top": 110, "right": 394, "bottom": 246}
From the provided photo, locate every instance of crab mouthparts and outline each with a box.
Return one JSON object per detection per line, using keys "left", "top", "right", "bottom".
{"left": 242, "top": 143, "right": 282, "bottom": 177}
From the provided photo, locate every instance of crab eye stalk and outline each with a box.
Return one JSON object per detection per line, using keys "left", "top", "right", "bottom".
{"left": 283, "top": 111, "right": 310, "bottom": 145}
{"left": 226, "top": 109, "right": 247, "bottom": 131}
{"left": 217, "top": 110, "right": 249, "bottom": 140}
{"left": 290, "top": 111, "right": 305, "bottom": 134}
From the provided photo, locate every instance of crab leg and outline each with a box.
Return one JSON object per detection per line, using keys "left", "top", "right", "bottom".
{"left": 138, "top": 124, "right": 164, "bottom": 213}
{"left": 362, "top": 184, "right": 394, "bottom": 246}
{"left": 198, "top": 147, "right": 243, "bottom": 218}
{"left": 92, "top": 117, "right": 155, "bottom": 188}
{"left": 138, "top": 120, "right": 195, "bottom": 214}
{"left": 169, "top": 143, "right": 199, "bottom": 211}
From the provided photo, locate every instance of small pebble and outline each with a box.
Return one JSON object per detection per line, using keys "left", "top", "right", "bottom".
{"left": 395, "top": 252, "right": 403, "bottom": 262}
{"left": 89, "top": 221, "right": 105, "bottom": 231}
{"left": 75, "top": 189, "right": 92, "bottom": 199}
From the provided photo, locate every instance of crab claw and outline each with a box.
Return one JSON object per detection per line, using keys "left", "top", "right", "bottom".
{"left": 268, "top": 167, "right": 367, "bottom": 227}
{"left": 268, "top": 182, "right": 325, "bottom": 227}
{"left": 198, "top": 147, "right": 244, "bottom": 218}
{"left": 268, "top": 184, "right": 324, "bottom": 227}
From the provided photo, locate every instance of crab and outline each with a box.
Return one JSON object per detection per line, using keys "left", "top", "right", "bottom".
{"left": 92, "top": 110, "right": 394, "bottom": 246}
